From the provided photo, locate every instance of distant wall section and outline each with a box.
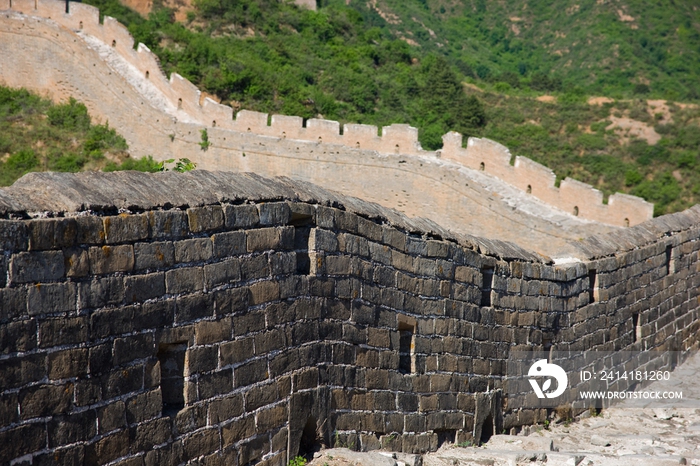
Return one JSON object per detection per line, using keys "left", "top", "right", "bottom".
{"left": 0, "top": 1, "right": 653, "bottom": 228}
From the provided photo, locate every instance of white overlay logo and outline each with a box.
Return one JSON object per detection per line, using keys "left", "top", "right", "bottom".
{"left": 528, "top": 359, "right": 568, "bottom": 399}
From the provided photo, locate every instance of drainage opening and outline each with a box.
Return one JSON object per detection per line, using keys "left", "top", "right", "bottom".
{"left": 398, "top": 319, "right": 416, "bottom": 374}
{"left": 298, "top": 416, "right": 321, "bottom": 459}
{"left": 588, "top": 269, "right": 597, "bottom": 303}
{"left": 292, "top": 213, "right": 314, "bottom": 275}
{"left": 480, "top": 414, "right": 493, "bottom": 444}
{"left": 158, "top": 342, "right": 187, "bottom": 416}
{"left": 480, "top": 267, "right": 494, "bottom": 307}
{"left": 633, "top": 312, "right": 641, "bottom": 343}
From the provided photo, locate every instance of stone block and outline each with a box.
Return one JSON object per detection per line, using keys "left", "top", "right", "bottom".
{"left": 98, "top": 401, "right": 126, "bottom": 433}
{"left": 222, "top": 415, "right": 255, "bottom": 447}
{"left": 195, "top": 318, "right": 232, "bottom": 345}
{"left": 174, "top": 237, "right": 213, "bottom": 263}
{"left": 175, "top": 404, "right": 207, "bottom": 434}
{"left": 39, "top": 316, "right": 88, "bottom": 348}
{"left": 249, "top": 281, "right": 280, "bottom": 305}
{"left": 212, "top": 231, "right": 246, "bottom": 257}
{"left": 62, "top": 247, "right": 89, "bottom": 278}
{"left": 220, "top": 338, "right": 255, "bottom": 366}
{"left": 187, "top": 206, "right": 224, "bottom": 233}
{"left": 258, "top": 202, "right": 291, "bottom": 225}
{"left": 134, "top": 241, "right": 175, "bottom": 270}
{"left": 270, "top": 251, "right": 296, "bottom": 275}
{"left": 166, "top": 267, "right": 204, "bottom": 294}
{"left": 130, "top": 418, "right": 172, "bottom": 453}
{"left": 175, "top": 293, "right": 214, "bottom": 323}
{"left": 90, "top": 305, "right": 135, "bottom": 339}
{"left": 256, "top": 405, "right": 286, "bottom": 433}
{"left": 149, "top": 210, "right": 189, "bottom": 239}
{"left": 224, "top": 204, "right": 260, "bottom": 229}
{"left": 0, "top": 424, "right": 47, "bottom": 464}
{"left": 48, "top": 348, "right": 88, "bottom": 380}
{"left": 125, "top": 272, "right": 166, "bottom": 303}
{"left": 247, "top": 227, "right": 293, "bottom": 252}
{"left": 235, "top": 358, "right": 269, "bottom": 387}
{"left": 0, "top": 353, "right": 45, "bottom": 390}
{"left": 309, "top": 228, "right": 338, "bottom": 252}
{"left": 10, "top": 251, "right": 65, "bottom": 283}
{"left": 101, "top": 364, "right": 145, "bottom": 398}
{"left": 204, "top": 258, "right": 241, "bottom": 289}
{"left": 20, "top": 383, "right": 73, "bottom": 419}
{"left": 198, "top": 370, "right": 233, "bottom": 398}
{"left": 78, "top": 276, "right": 124, "bottom": 310}
{"left": 28, "top": 218, "right": 77, "bottom": 250}
{"left": 89, "top": 245, "right": 134, "bottom": 274}
{"left": 208, "top": 394, "right": 244, "bottom": 424}
{"left": 84, "top": 430, "right": 129, "bottom": 465}
{"left": 183, "top": 428, "right": 220, "bottom": 460}
{"left": 241, "top": 253, "right": 270, "bottom": 280}
{"left": 383, "top": 227, "right": 406, "bottom": 251}
{"left": 104, "top": 213, "right": 149, "bottom": 244}
{"left": 126, "top": 389, "right": 162, "bottom": 424}
{"left": 0, "top": 219, "right": 28, "bottom": 252}
{"left": 214, "top": 287, "right": 249, "bottom": 314}
{"left": 114, "top": 333, "right": 154, "bottom": 366}
{"left": 186, "top": 345, "right": 218, "bottom": 374}
{"left": 48, "top": 410, "right": 97, "bottom": 448}
{"left": 1, "top": 319, "right": 36, "bottom": 354}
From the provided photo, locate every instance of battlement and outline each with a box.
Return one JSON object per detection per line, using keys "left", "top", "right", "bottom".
{"left": 0, "top": 0, "right": 653, "bottom": 227}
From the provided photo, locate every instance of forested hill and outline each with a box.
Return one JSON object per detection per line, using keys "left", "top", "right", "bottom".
{"left": 78, "top": 0, "right": 700, "bottom": 215}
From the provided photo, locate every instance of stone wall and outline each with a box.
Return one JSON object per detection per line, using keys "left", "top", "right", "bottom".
{"left": 0, "top": 0, "right": 653, "bottom": 227}
{"left": 0, "top": 171, "right": 698, "bottom": 466}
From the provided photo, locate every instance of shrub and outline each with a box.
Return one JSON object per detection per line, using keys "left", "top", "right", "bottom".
{"left": 47, "top": 98, "right": 90, "bottom": 131}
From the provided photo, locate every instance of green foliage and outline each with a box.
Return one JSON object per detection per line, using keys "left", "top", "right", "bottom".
{"left": 288, "top": 456, "right": 307, "bottom": 466}
{"left": 104, "top": 155, "right": 163, "bottom": 172}
{"left": 47, "top": 97, "right": 91, "bottom": 131}
{"left": 0, "top": 85, "right": 131, "bottom": 185}
{"left": 199, "top": 129, "right": 210, "bottom": 150}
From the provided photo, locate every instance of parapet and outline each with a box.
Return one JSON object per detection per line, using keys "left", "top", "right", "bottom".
{"left": 441, "top": 133, "right": 654, "bottom": 226}
{"left": 0, "top": 0, "right": 654, "bottom": 227}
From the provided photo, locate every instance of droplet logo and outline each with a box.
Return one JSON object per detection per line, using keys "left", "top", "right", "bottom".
{"left": 528, "top": 359, "right": 568, "bottom": 399}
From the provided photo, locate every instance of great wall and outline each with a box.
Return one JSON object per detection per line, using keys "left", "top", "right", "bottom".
{"left": 0, "top": 1, "right": 698, "bottom": 465}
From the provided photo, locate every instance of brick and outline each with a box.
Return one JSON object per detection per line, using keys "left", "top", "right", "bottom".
{"left": 245, "top": 383, "right": 279, "bottom": 412}
{"left": 270, "top": 251, "right": 296, "bottom": 275}
{"left": 0, "top": 319, "right": 36, "bottom": 354}
{"left": 48, "top": 410, "right": 96, "bottom": 448}
{"left": 235, "top": 359, "right": 269, "bottom": 387}
{"left": 166, "top": 267, "right": 204, "bottom": 294}
{"left": 62, "top": 247, "right": 89, "bottom": 278}
{"left": 0, "top": 287, "right": 27, "bottom": 322}
{"left": 130, "top": 417, "right": 171, "bottom": 453}
{"left": 85, "top": 430, "right": 129, "bottom": 465}
{"left": 101, "top": 365, "right": 144, "bottom": 398}
{"left": 134, "top": 241, "right": 175, "bottom": 270}
{"left": 254, "top": 329, "right": 286, "bottom": 354}
{"left": 0, "top": 423, "right": 47, "bottom": 464}
{"left": 176, "top": 292, "right": 214, "bottom": 323}
{"left": 220, "top": 338, "right": 255, "bottom": 366}
{"left": 224, "top": 204, "right": 260, "bottom": 228}
{"left": 89, "top": 245, "right": 134, "bottom": 274}
{"left": 28, "top": 282, "right": 76, "bottom": 315}
{"left": 104, "top": 213, "right": 149, "bottom": 244}
{"left": 183, "top": 428, "right": 220, "bottom": 460}
{"left": 174, "top": 237, "right": 213, "bottom": 263}
{"left": 0, "top": 393, "right": 18, "bottom": 428}
{"left": 213, "top": 287, "right": 247, "bottom": 317}
{"left": 247, "top": 227, "right": 286, "bottom": 252}
{"left": 309, "top": 229, "right": 338, "bottom": 252}
{"left": 114, "top": 332, "right": 154, "bottom": 366}
{"left": 98, "top": 401, "right": 126, "bottom": 433}
{"left": 0, "top": 353, "right": 45, "bottom": 390}
{"left": 249, "top": 281, "right": 280, "bottom": 305}
{"left": 256, "top": 405, "right": 286, "bottom": 433}
{"left": 258, "top": 202, "right": 290, "bottom": 225}
{"left": 126, "top": 389, "right": 162, "bottom": 424}
{"left": 20, "top": 383, "right": 73, "bottom": 419}
{"left": 48, "top": 348, "right": 88, "bottom": 379}
{"left": 0, "top": 219, "right": 28, "bottom": 252}
{"left": 198, "top": 370, "right": 233, "bottom": 398}
{"left": 28, "top": 218, "right": 78, "bottom": 250}
{"left": 175, "top": 404, "right": 207, "bottom": 434}
{"left": 241, "top": 253, "right": 270, "bottom": 280}
{"left": 74, "top": 379, "right": 102, "bottom": 407}
{"left": 149, "top": 210, "right": 189, "bottom": 239}
{"left": 91, "top": 306, "right": 135, "bottom": 339}
{"left": 203, "top": 258, "right": 241, "bottom": 289}
{"left": 125, "top": 272, "right": 166, "bottom": 303}
{"left": 212, "top": 231, "right": 246, "bottom": 257}
{"left": 186, "top": 345, "right": 218, "bottom": 374}
{"left": 238, "top": 434, "right": 270, "bottom": 465}
{"left": 10, "top": 251, "right": 65, "bottom": 283}
{"left": 78, "top": 276, "right": 124, "bottom": 309}
{"left": 187, "top": 206, "right": 224, "bottom": 233}
{"left": 75, "top": 215, "right": 105, "bottom": 244}
{"left": 195, "top": 318, "right": 232, "bottom": 345}
{"left": 40, "top": 316, "right": 87, "bottom": 347}
{"left": 208, "top": 394, "right": 244, "bottom": 424}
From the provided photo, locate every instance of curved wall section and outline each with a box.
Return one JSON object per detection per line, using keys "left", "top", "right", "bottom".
{"left": 0, "top": 171, "right": 698, "bottom": 466}
{"left": 0, "top": 1, "right": 653, "bottom": 228}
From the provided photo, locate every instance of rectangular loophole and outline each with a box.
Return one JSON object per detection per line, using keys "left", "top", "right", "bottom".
{"left": 588, "top": 269, "right": 597, "bottom": 303}
{"left": 480, "top": 267, "right": 494, "bottom": 307}
{"left": 633, "top": 313, "right": 641, "bottom": 343}
{"left": 398, "top": 318, "right": 416, "bottom": 374}
{"left": 158, "top": 342, "right": 187, "bottom": 416}
{"left": 665, "top": 245, "right": 673, "bottom": 275}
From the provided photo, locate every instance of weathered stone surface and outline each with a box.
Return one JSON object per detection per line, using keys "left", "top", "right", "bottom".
{"left": 10, "top": 251, "right": 65, "bottom": 283}
{"left": 89, "top": 245, "right": 134, "bottom": 274}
